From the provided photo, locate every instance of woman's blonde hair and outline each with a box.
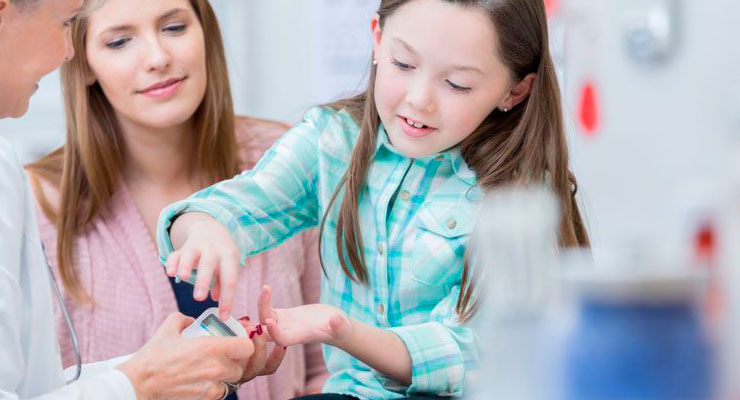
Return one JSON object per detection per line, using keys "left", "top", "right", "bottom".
{"left": 322, "top": 0, "right": 590, "bottom": 321}
{"left": 27, "top": 0, "right": 239, "bottom": 302}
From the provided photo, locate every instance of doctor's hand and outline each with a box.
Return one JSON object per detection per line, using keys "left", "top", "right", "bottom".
{"left": 166, "top": 212, "right": 241, "bottom": 320}
{"left": 117, "top": 312, "right": 253, "bottom": 400}
{"left": 236, "top": 317, "right": 287, "bottom": 382}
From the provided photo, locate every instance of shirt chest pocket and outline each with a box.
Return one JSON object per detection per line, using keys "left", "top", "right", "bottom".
{"left": 411, "top": 199, "right": 476, "bottom": 286}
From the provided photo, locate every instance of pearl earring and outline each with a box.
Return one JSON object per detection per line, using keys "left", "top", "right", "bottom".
{"left": 502, "top": 107, "right": 509, "bottom": 112}
{"left": 372, "top": 59, "right": 378, "bottom": 65}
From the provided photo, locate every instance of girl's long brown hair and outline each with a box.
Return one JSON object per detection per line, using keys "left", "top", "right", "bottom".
{"left": 321, "top": 0, "right": 589, "bottom": 321}
{"left": 26, "top": 0, "right": 239, "bottom": 302}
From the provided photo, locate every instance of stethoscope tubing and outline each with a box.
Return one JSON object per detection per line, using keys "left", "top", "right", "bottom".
{"left": 42, "top": 243, "right": 82, "bottom": 384}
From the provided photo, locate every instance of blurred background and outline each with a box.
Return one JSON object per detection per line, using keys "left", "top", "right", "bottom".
{"left": 4, "top": 0, "right": 740, "bottom": 397}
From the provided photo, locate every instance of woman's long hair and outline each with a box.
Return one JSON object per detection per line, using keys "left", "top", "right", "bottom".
{"left": 27, "top": 0, "right": 239, "bottom": 302}
{"left": 321, "top": 0, "right": 589, "bottom": 321}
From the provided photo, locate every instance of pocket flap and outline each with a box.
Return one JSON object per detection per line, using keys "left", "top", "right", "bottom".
{"left": 416, "top": 199, "right": 477, "bottom": 238}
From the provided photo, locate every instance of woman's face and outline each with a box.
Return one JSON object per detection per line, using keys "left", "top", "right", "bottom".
{"left": 0, "top": 0, "right": 81, "bottom": 118}
{"left": 84, "top": 0, "right": 207, "bottom": 131}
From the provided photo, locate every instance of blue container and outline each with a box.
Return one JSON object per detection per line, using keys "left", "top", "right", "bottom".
{"left": 564, "top": 299, "right": 713, "bottom": 400}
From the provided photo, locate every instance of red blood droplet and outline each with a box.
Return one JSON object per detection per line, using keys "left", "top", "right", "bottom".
{"left": 579, "top": 81, "right": 599, "bottom": 136}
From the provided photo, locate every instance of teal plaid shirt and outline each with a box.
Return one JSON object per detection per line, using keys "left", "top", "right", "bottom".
{"left": 157, "top": 106, "right": 481, "bottom": 399}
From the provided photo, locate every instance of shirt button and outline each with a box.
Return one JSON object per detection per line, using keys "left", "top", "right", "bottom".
{"left": 400, "top": 190, "right": 411, "bottom": 201}
{"left": 378, "top": 304, "right": 385, "bottom": 315}
{"left": 378, "top": 243, "right": 384, "bottom": 255}
{"left": 447, "top": 218, "right": 457, "bottom": 229}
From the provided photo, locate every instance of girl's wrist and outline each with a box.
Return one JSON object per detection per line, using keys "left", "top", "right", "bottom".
{"left": 170, "top": 212, "right": 209, "bottom": 249}
{"left": 327, "top": 314, "right": 355, "bottom": 349}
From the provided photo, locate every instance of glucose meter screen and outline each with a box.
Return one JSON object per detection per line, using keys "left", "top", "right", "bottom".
{"left": 201, "top": 314, "right": 237, "bottom": 337}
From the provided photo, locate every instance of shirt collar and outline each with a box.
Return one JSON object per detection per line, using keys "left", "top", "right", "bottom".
{"left": 375, "top": 124, "right": 477, "bottom": 186}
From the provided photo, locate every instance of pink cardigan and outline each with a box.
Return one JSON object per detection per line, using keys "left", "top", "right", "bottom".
{"left": 32, "top": 117, "right": 328, "bottom": 400}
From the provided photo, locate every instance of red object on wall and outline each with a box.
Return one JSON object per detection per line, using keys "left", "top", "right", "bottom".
{"left": 694, "top": 223, "right": 716, "bottom": 263}
{"left": 578, "top": 81, "right": 600, "bottom": 136}
{"left": 544, "top": 0, "right": 560, "bottom": 17}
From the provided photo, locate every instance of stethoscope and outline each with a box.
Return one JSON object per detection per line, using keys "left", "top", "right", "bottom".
{"left": 41, "top": 243, "right": 82, "bottom": 383}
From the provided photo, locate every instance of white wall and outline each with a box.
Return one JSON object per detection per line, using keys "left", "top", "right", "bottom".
{"left": 239, "top": 0, "right": 377, "bottom": 122}
{"left": 560, "top": 0, "right": 740, "bottom": 250}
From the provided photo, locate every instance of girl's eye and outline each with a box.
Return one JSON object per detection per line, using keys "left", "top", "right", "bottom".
{"left": 163, "top": 24, "right": 187, "bottom": 33}
{"left": 446, "top": 79, "right": 472, "bottom": 93}
{"left": 391, "top": 58, "right": 413, "bottom": 71}
{"left": 106, "top": 38, "right": 131, "bottom": 49}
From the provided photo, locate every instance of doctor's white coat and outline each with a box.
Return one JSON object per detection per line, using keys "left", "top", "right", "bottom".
{"left": 0, "top": 137, "right": 135, "bottom": 400}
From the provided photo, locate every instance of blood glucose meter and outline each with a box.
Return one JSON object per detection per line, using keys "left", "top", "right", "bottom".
{"left": 182, "top": 307, "right": 248, "bottom": 338}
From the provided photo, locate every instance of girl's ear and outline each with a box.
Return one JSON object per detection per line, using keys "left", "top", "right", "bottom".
{"left": 501, "top": 73, "right": 537, "bottom": 111}
{"left": 371, "top": 13, "right": 381, "bottom": 63}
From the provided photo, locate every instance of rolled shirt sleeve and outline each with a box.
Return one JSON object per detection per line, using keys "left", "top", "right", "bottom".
{"left": 385, "top": 287, "right": 478, "bottom": 397}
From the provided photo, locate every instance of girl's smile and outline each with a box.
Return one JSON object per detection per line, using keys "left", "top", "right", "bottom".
{"left": 398, "top": 115, "right": 437, "bottom": 139}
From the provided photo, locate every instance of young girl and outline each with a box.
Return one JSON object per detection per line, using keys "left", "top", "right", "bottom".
{"left": 157, "top": 0, "right": 589, "bottom": 398}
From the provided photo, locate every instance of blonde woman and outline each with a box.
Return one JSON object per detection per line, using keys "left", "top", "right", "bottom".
{"left": 26, "top": 0, "right": 327, "bottom": 398}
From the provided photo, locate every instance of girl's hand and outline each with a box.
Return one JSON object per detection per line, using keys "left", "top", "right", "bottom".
{"left": 258, "top": 285, "right": 352, "bottom": 347}
{"left": 166, "top": 212, "right": 241, "bottom": 320}
{"left": 117, "top": 312, "right": 254, "bottom": 400}
{"left": 237, "top": 317, "right": 287, "bottom": 382}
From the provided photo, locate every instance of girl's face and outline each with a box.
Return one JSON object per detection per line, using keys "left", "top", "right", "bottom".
{"left": 0, "top": 0, "right": 81, "bottom": 118}
{"left": 372, "top": 0, "right": 516, "bottom": 158}
{"left": 85, "top": 0, "right": 207, "bottom": 130}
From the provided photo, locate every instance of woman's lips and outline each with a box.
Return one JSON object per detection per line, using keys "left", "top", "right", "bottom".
{"left": 138, "top": 77, "right": 186, "bottom": 99}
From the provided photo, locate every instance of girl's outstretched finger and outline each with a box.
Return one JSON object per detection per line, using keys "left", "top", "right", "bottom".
{"left": 258, "top": 285, "right": 276, "bottom": 323}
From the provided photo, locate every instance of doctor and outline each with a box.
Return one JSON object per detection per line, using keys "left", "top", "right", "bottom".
{"left": 0, "top": 0, "right": 268, "bottom": 399}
